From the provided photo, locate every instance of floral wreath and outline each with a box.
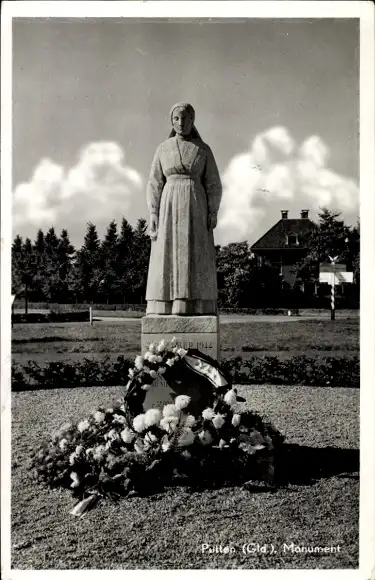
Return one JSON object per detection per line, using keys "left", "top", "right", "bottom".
{"left": 29, "top": 337, "right": 284, "bottom": 517}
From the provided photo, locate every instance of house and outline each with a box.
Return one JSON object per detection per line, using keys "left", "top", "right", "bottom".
{"left": 250, "top": 210, "right": 317, "bottom": 288}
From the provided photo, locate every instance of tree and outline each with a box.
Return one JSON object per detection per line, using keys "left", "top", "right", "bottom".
{"left": 99, "top": 220, "right": 119, "bottom": 304}
{"left": 294, "top": 208, "right": 360, "bottom": 306}
{"left": 128, "top": 218, "right": 151, "bottom": 303}
{"left": 295, "top": 209, "right": 359, "bottom": 278}
{"left": 42, "top": 227, "right": 66, "bottom": 302}
{"left": 74, "top": 223, "right": 102, "bottom": 303}
{"left": 116, "top": 218, "right": 135, "bottom": 304}
{"left": 57, "top": 229, "right": 76, "bottom": 302}
{"left": 12, "top": 236, "right": 36, "bottom": 314}
{"left": 32, "top": 229, "right": 47, "bottom": 301}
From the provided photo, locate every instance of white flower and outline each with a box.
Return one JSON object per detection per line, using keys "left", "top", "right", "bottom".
{"left": 77, "top": 419, "right": 90, "bottom": 433}
{"left": 172, "top": 346, "right": 178, "bottom": 354}
{"left": 178, "top": 428, "right": 195, "bottom": 448}
{"left": 141, "top": 384, "right": 152, "bottom": 391}
{"left": 232, "top": 414, "right": 241, "bottom": 427}
{"left": 224, "top": 389, "right": 237, "bottom": 407}
{"left": 119, "top": 404, "right": 126, "bottom": 412}
{"left": 160, "top": 416, "right": 179, "bottom": 433}
{"left": 133, "top": 414, "right": 146, "bottom": 433}
{"left": 70, "top": 472, "right": 80, "bottom": 488}
{"left": 120, "top": 427, "right": 135, "bottom": 444}
{"left": 105, "top": 440, "right": 112, "bottom": 450}
{"left": 157, "top": 339, "right": 166, "bottom": 353}
{"left": 202, "top": 408, "right": 215, "bottom": 420}
{"left": 170, "top": 336, "right": 177, "bottom": 346}
{"left": 69, "top": 452, "right": 77, "bottom": 465}
{"left": 239, "top": 425, "right": 248, "bottom": 433}
{"left": 147, "top": 354, "right": 158, "bottom": 364}
{"left": 163, "top": 404, "right": 180, "bottom": 418}
{"left": 219, "top": 438, "right": 229, "bottom": 449}
{"left": 93, "top": 445, "right": 106, "bottom": 461}
{"left": 144, "top": 408, "right": 162, "bottom": 428}
{"left": 94, "top": 411, "right": 106, "bottom": 424}
{"left": 181, "top": 449, "right": 191, "bottom": 459}
{"left": 85, "top": 447, "right": 94, "bottom": 456}
{"left": 166, "top": 358, "right": 175, "bottom": 367}
{"left": 112, "top": 414, "right": 126, "bottom": 425}
{"left": 106, "top": 408, "right": 114, "bottom": 414}
{"left": 135, "top": 355, "right": 144, "bottom": 370}
{"left": 177, "top": 348, "right": 188, "bottom": 358}
{"left": 212, "top": 414, "right": 226, "bottom": 430}
{"left": 198, "top": 430, "right": 213, "bottom": 446}
{"left": 128, "top": 368, "right": 135, "bottom": 378}
{"left": 148, "top": 343, "right": 156, "bottom": 354}
{"left": 161, "top": 435, "right": 171, "bottom": 452}
{"left": 59, "top": 438, "right": 68, "bottom": 451}
{"left": 134, "top": 438, "right": 145, "bottom": 454}
{"left": 174, "top": 395, "right": 191, "bottom": 411}
{"left": 75, "top": 445, "right": 84, "bottom": 455}
{"left": 184, "top": 414, "right": 196, "bottom": 428}
{"left": 156, "top": 355, "right": 163, "bottom": 363}
{"left": 149, "top": 370, "right": 157, "bottom": 379}
{"left": 144, "top": 432, "right": 158, "bottom": 449}
{"left": 104, "top": 428, "right": 120, "bottom": 441}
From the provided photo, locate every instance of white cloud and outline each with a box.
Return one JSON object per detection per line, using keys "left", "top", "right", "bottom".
{"left": 13, "top": 142, "right": 143, "bottom": 241}
{"left": 216, "top": 127, "right": 359, "bottom": 245}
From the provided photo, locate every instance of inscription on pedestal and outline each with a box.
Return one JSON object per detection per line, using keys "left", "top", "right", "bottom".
{"left": 141, "top": 315, "right": 220, "bottom": 360}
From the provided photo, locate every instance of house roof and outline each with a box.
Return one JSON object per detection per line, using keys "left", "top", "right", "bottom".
{"left": 251, "top": 218, "right": 317, "bottom": 250}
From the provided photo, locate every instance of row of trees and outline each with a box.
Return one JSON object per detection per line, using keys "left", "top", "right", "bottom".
{"left": 12, "top": 218, "right": 150, "bottom": 310}
{"left": 12, "top": 209, "right": 360, "bottom": 311}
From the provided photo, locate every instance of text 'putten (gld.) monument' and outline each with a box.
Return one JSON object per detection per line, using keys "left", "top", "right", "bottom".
{"left": 141, "top": 102, "right": 222, "bottom": 360}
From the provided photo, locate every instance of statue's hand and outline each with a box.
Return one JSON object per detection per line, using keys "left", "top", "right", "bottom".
{"left": 207, "top": 213, "right": 217, "bottom": 231}
{"left": 150, "top": 213, "right": 159, "bottom": 241}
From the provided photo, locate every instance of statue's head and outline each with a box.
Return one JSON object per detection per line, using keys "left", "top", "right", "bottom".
{"left": 168, "top": 103, "right": 201, "bottom": 139}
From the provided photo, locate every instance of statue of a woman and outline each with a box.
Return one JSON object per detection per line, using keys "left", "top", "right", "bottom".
{"left": 145, "top": 102, "right": 222, "bottom": 316}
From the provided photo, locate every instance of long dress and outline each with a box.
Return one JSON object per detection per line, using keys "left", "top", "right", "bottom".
{"left": 145, "top": 135, "right": 222, "bottom": 315}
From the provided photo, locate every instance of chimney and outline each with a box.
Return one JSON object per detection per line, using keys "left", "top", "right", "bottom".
{"left": 301, "top": 209, "right": 309, "bottom": 219}
{"left": 281, "top": 210, "right": 289, "bottom": 220}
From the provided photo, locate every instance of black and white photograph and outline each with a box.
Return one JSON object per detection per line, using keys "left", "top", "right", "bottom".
{"left": 1, "top": 1, "right": 374, "bottom": 577}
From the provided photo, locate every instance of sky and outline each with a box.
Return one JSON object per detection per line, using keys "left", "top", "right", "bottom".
{"left": 12, "top": 17, "right": 359, "bottom": 248}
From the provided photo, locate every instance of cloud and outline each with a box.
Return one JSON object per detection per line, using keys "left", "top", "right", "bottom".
{"left": 215, "top": 127, "right": 359, "bottom": 245}
{"left": 13, "top": 142, "right": 143, "bottom": 242}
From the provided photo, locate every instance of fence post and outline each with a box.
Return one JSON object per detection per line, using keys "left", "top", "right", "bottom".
{"left": 89, "top": 306, "right": 93, "bottom": 326}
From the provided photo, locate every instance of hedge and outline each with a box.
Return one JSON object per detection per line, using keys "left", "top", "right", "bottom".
{"left": 12, "top": 311, "right": 90, "bottom": 324}
{"left": 11, "top": 355, "right": 359, "bottom": 391}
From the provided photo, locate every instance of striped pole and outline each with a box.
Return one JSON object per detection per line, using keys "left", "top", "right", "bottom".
{"left": 330, "top": 266, "right": 336, "bottom": 321}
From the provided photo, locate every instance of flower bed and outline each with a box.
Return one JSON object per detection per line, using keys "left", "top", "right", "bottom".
{"left": 28, "top": 339, "right": 284, "bottom": 516}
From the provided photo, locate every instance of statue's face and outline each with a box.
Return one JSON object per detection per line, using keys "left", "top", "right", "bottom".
{"left": 172, "top": 108, "right": 194, "bottom": 136}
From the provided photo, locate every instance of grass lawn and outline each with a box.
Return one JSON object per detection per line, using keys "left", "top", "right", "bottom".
{"left": 12, "top": 318, "right": 359, "bottom": 366}
{"left": 11, "top": 384, "right": 359, "bottom": 569}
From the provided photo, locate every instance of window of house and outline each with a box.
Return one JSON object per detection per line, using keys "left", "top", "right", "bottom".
{"left": 286, "top": 234, "right": 299, "bottom": 246}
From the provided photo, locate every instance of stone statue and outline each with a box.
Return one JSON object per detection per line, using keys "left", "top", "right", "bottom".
{"left": 145, "top": 102, "right": 222, "bottom": 316}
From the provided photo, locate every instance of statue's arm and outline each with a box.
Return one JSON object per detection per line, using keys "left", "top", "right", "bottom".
{"left": 203, "top": 146, "right": 222, "bottom": 230}
{"left": 146, "top": 145, "right": 166, "bottom": 218}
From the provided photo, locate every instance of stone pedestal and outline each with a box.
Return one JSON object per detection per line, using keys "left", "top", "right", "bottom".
{"left": 141, "top": 315, "right": 220, "bottom": 361}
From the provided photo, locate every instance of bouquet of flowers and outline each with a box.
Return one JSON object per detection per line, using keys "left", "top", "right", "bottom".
{"left": 29, "top": 338, "right": 284, "bottom": 516}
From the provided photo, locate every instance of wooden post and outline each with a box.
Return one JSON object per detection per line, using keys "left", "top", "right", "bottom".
{"left": 89, "top": 306, "right": 93, "bottom": 326}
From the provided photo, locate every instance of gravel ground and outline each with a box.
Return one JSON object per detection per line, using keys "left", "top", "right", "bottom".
{"left": 10, "top": 384, "right": 359, "bottom": 570}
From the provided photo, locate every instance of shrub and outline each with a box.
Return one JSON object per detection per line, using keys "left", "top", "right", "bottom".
{"left": 12, "top": 311, "right": 90, "bottom": 324}
{"left": 11, "top": 355, "right": 359, "bottom": 391}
